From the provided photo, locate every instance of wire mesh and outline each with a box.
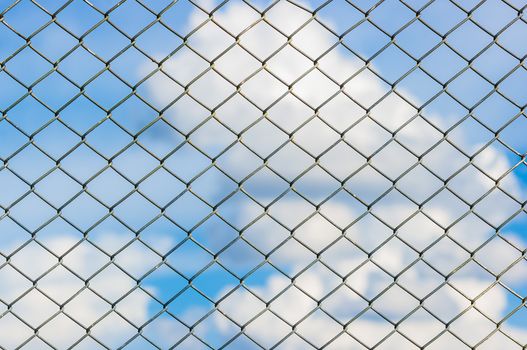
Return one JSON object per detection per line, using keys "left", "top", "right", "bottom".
{"left": 0, "top": 0, "right": 526, "bottom": 348}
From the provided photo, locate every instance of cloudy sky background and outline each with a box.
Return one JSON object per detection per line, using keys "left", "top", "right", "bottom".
{"left": 0, "top": 0, "right": 526, "bottom": 349}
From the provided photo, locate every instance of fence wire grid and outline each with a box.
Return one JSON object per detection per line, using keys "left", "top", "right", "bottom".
{"left": 0, "top": 0, "right": 526, "bottom": 349}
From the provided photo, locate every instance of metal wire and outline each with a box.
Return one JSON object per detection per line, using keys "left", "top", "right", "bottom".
{"left": 0, "top": 0, "right": 526, "bottom": 349}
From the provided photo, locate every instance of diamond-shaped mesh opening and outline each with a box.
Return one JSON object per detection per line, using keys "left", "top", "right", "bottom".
{"left": 1, "top": 0, "right": 526, "bottom": 348}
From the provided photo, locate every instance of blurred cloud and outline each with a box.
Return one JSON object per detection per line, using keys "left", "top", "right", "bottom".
{"left": 139, "top": 0, "right": 527, "bottom": 348}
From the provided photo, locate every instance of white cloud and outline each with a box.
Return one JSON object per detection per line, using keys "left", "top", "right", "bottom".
{"left": 140, "top": 0, "right": 527, "bottom": 348}
{"left": 0, "top": 232, "right": 163, "bottom": 349}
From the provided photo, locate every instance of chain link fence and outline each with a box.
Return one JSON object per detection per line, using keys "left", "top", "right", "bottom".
{"left": 0, "top": 0, "right": 526, "bottom": 348}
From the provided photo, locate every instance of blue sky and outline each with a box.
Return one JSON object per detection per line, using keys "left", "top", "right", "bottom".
{"left": 0, "top": 0, "right": 527, "bottom": 348}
